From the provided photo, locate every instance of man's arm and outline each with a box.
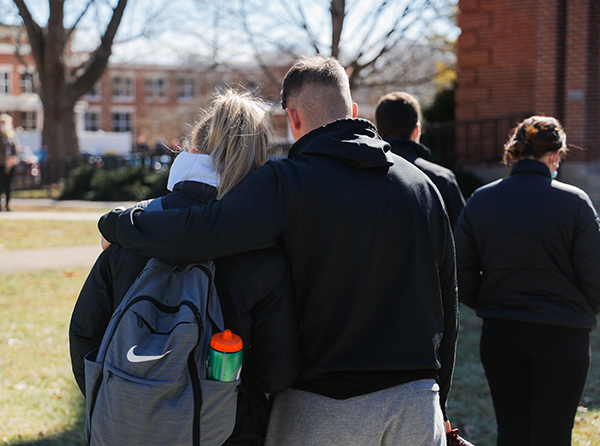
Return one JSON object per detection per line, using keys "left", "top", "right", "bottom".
{"left": 437, "top": 213, "right": 459, "bottom": 420}
{"left": 99, "top": 163, "right": 287, "bottom": 263}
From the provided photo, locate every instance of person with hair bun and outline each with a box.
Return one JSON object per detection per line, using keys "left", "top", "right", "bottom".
{"left": 454, "top": 115, "right": 600, "bottom": 445}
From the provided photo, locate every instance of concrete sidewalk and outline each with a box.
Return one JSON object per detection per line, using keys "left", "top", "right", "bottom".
{"left": 8, "top": 198, "right": 137, "bottom": 210}
{"left": 0, "top": 244, "right": 102, "bottom": 274}
{"left": 0, "top": 198, "right": 136, "bottom": 273}
{"left": 0, "top": 211, "right": 105, "bottom": 221}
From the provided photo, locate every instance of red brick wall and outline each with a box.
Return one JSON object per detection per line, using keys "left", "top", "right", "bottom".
{"left": 456, "top": 0, "right": 600, "bottom": 163}
{"left": 457, "top": 0, "right": 536, "bottom": 121}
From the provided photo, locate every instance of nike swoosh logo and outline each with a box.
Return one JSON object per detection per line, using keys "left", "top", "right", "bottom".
{"left": 126, "top": 345, "right": 172, "bottom": 363}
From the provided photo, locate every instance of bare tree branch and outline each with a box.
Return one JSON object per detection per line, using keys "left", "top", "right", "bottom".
{"left": 231, "top": 0, "right": 453, "bottom": 91}
{"left": 293, "top": 0, "right": 322, "bottom": 55}
{"left": 238, "top": 0, "right": 282, "bottom": 90}
{"left": 71, "top": 0, "right": 128, "bottom": 99}
{"left": 330, "top": 0, "right": 345, "bottom": 58}
{"left": 12, "top": 0, "right": 44, "bottom": 71}
{"left": 65, "top": 0, "right": 95, "bottom": 43}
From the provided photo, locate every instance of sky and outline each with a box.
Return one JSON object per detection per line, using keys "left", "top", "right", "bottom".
{"left": 1, "top": 0, "right": 460, "bottom": 66}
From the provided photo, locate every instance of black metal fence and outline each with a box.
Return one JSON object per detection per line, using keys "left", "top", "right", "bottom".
{"left": 454, "top": 113, "right": 533, "bottom": 165}
{"left": 12, "top": 118, "right": 534, "bottom": 192}
{"left": 421, "top": 121, "right": 456, "bottom": 168}
{"left": 420, "top": 113, "right": 534, "bottom": 167}
{"left": 12, "top": 152, "right": 176, "bottom": 191}
{"left": 12, "top": 144, "right": 294, "bottom": 191}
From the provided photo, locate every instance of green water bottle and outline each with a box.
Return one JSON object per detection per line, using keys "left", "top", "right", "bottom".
{"left": 207, "top": 330, "right": 243, "bottom": 382}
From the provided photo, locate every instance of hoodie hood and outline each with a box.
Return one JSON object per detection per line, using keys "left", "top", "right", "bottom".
{"left": 288, "top": 119, "right": 393, "bottom": 169}
{"left": 167, "top": 152, "right": 220, "bottom": 191}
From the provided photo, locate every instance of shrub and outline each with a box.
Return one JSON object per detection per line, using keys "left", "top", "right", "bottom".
{"left": 59, "top": 166, "right": 169, "bottom": 201}
{"left": 58, "top": 164, "right": 97, "bottom": 200}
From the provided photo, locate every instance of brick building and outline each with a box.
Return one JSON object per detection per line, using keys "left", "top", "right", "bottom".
{"left": 456, "top": 0, "right": 600, "bottom": 164}
{"left": 81, "top": 64, "right": 288, "bottom": 153}
{"left": 0, "top": 24, "right": 289, "bottom": 155}
{"left": 0, "top": 25, "right": 40, "bottom": 131}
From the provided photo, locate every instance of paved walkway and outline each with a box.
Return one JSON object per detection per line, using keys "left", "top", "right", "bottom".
{"left": 0, "top": 245, "right": 103, "bottom": 273}
{"left": 0, "top": 199, "right": 136, "bottom": 273}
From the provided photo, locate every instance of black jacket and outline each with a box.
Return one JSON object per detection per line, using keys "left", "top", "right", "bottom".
{"left": 455, "top": 159, "right": 600, "bottom": 329}
{"left": 387, "top": 138, "right": 465, "bottom": 228}
{"left": 99, "top": 119, "right": 459, "bottom": 413}
{"left": 71, "top": 181, "right": 300, "bottom": 445}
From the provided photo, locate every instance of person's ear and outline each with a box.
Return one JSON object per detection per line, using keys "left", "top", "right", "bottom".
{"left": 552, "top": 150, "right": 561, "bottom": 166}
{"left": 286, "top": 107, "right": 301, "bottom": 132}
{"left": 411, "top": 122, "right": 421, "bottom": 142}
{"left": 352, "top": 103, "right": 358, "bottom": 118}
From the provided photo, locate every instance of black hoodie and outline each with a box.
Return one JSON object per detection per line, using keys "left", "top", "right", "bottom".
{"left": 99, "top": 118, "right": 458, "bottom": 413}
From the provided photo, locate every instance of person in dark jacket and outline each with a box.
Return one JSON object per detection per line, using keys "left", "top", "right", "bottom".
{"left": 70, "top": 89, "right": 300, "bottom": 445}
{"left": 375, "top": 91, "right": 465, "bottom": 227}
{"left": 0, "top": 114, "right": 20, "bottom": 212}
{"left": 454, "top": 116, "right": 600, "bottom": 446}
{"left": 99, "top": 56, "right": 459, "bottom": 446}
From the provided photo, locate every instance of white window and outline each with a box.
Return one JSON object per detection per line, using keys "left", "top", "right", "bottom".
{"left": 0, "top": 71, "right": 10, "bottom": 94}
{"left": 111, "top": 76, "right": 134, "bottom": 99}
{"left": 111, "top": 112, "right": 132, "bottom": 132}
{"left": 177, "top": 78, "right": 196, "bottom": 100}
{"left": 145, "top": 77, "right": 167, "bottom": 100}
{"left": 20, "top": 111, "right": 37, "bottom": 130}
{"left": 84, "top": 83, "right": 101, "bottom": 100}
{"left": 20, "top": 72, "right": 34, "bottom": 94}
{"left": 84, "top": 111, "right": 101, "bottom": 131}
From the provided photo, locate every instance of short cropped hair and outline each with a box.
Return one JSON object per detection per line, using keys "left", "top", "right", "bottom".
{"left": 375, "top": 92, "right": 421, "bottom": 140}
{"left": 281, "top": 56, "right": 353, "bottom": 128}
{"left": 188, "top": 89, "right": 273, "bottom": 199}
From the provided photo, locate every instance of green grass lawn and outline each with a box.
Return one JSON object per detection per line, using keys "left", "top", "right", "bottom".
{"left": 0, "top": 268, "right": 598, "bottom": 444}
{"left": 0, "top": 268, "right": 88, "bottom": 445}
{"left": 0, "top": 220, "right": 100, "bottom": 250}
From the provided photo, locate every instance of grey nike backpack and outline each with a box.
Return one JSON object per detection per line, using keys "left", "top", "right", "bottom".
{"left": 83, "top": 254, "right": 239, "bottom": 445}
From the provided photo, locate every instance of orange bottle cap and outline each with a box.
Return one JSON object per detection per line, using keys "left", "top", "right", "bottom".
{"left": 210, "top": 330, "right": 243, "bottom": 352}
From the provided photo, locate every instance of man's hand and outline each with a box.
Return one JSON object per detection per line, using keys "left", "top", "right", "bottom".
{"left": 98, "top": 206, "right": 128, "bottom": 244}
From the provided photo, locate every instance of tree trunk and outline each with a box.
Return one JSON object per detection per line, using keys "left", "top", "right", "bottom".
{"left": 41, "top": 93, "right": 78, "bottom": 159}
{"left": 13, "top": 0, "right": 129, "bottom": 163}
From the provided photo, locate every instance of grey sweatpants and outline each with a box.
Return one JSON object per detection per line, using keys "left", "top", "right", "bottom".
{"left": 265, "top": 379, "right": 445, "bottom": 446}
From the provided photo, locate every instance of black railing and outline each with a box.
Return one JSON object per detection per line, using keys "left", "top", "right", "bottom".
{"left": 421, "top": 121, "right": 456, "bottom": 168}
{"left": 422, "top": 113, "right": 533, "bottom": 167}
{"left": 12, "top": 144, "right": 295, "bottom": 191}
{"left": 11, "top": 118, "right": 536, "bottom": 192}
{"left": 454, "top": 113, "right": 533, "bottom": 165}
{"left": 12, "top": 152, "right": 176, "bottom": 191}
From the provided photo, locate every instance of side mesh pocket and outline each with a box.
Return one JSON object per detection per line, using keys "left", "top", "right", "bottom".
{"left": 84, "top": 349, "right": 102, "bottom": 444}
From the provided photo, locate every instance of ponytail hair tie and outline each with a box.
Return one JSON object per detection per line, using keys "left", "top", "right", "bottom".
{"left": 525, "top": 124, "right": 538, "bottom": 142}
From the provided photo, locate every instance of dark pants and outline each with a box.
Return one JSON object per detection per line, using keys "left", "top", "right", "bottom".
{"left": 0, "top": 165, "right": 14, "bottom": 210}
{"left": 480, "top": 318, "right": 590, "bottom": 446}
